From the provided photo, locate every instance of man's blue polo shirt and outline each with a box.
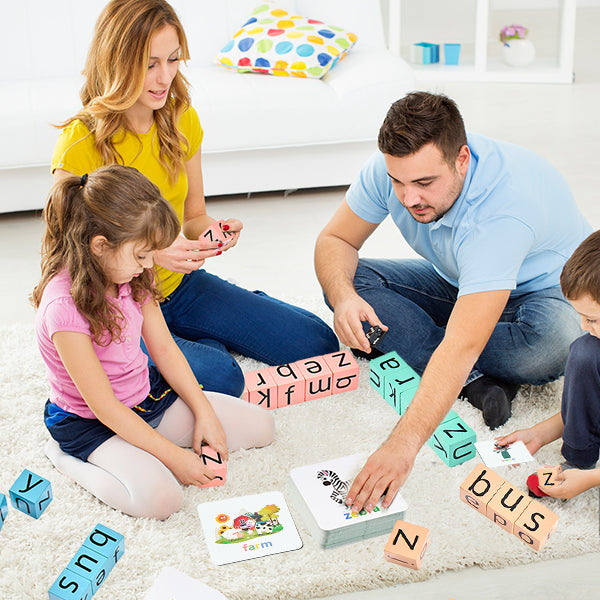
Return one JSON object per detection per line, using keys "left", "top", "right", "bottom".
{"left": 346, "top": 133, "right": 592, "bottom": 297}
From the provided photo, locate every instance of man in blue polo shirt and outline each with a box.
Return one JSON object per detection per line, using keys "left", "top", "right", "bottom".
{"left": 314, "top": 92, "right": 591, "bottom": 514}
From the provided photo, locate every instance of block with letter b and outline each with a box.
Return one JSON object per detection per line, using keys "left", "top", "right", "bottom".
{"left": 322, "top": 350, "right": 360, "bottom": 394}
{"left": 293, "top": 356, "right": 331, "bottom": 402}
{"left": 243, "top": 368, "right": 277, "bottom": 409}
{"left": 384, "top": 520, "right": 430, "bottom": 570}
{"left": 199, "top": 445, "right": 227, "bottom": 488}
{"left": 269, "top": 363, "right": 306, "bottom": 407}
{"left": 459, "top": 463, "right": 505, "bottom": 514}
{"left": 9, "top": 468, "right": 52, "bottom": 518}
{"left": 427, "top": 415, "right": 476, "bottom": 466}
{"left": 513, "top": 497, "right": 559, "bottom": 551}
{"left": 0, "top": 493, "right": 8, "bottom": 532}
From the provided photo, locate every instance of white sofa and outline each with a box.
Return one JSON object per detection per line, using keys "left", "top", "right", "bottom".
{"left": 0, "top": 0, "right": 414, "bottom": 213}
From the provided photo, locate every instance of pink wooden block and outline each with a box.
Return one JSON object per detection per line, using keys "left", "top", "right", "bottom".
{"left": 244, "top": 369, "right": 277, "bottom": 410}
{"left": 294, "top": 356, "right": 333, "bottom": 401}
{"left": 268, "top": 364, "right": 305, "bottom": 407}
{"left": 199, "top": 446, "right": 227, "bottom": 488}
{"left": 323, "top": 350, "right": 360, "bottom": 394}
{"left": 217, "top": 220, "right": 239, "bottom": 245}
{"left": 200, "top": 221, "right": 227, "bottom": 246}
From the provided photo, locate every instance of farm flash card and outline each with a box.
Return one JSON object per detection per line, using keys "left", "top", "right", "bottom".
{"left": 197, "top": 491, "right": 302, "bottom": 565}
{"left": 475, "top": 440, "right": 534, "bottom": 467}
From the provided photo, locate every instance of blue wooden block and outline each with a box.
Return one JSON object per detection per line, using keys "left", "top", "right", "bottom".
{"left": 66, "top": 545, "right": 113, "bottom": 594}
{"left": 427, "top": 415, "right": 476, "bottom": 467}
{"left": 369, "top": 351, "right": 410, "bottom": 398}
{"left": 444, "top": 43, "right": 461, "bottom": 65}
{"left": 9, "top": 469, "right": 52, "bottom": 518}
{"left": 0, "top": 493, "right": 8, "bottom": 532}
{"left": 48, "top": 567, "right": 93, "bottom": 600}
{"left": 83, "top": 523, "right": 125, "bottom": 566}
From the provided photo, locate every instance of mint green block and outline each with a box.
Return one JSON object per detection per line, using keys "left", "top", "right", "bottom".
{"left": 385, "top": 365, "right": 420, "bottom": 415}
{"left": 369, "top": 351, "right": 409, "bottom": 398}
{"left": 427, "top": 415, "right": 476, "bottom": 467}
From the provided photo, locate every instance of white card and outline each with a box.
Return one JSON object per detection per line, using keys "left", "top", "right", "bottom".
{"left": 475, "top": 440, "right": 534, "bottom": 467}
{"left": 143, "top": 567, "right": 228, "bottom": 600}
{"left": 197, "top": 491, "right": 302, "bottom": 566}
{"left": 290, "top": 454, "right": 408, "bottom": 531}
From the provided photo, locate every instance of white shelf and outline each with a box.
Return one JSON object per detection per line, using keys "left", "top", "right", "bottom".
{"left": 393, "top": 0, "right": 576, "bottom": 84}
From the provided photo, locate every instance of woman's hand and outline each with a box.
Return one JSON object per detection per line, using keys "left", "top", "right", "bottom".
{"left": 153, "top": 235, "right": 222, "bottom": 273}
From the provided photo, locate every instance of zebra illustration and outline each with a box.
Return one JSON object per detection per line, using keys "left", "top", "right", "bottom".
{"left": 317, "top": 469, "right": 350, "bottom": 505}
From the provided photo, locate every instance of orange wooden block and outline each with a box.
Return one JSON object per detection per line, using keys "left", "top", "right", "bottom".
{"left": 384, "top": 520, "right": 430, "bottom": 570}
{"left": 198, "top": 446, "right": 227, "bottom": 488}
{"left": 293, "top": 356, "right": 333, "bottom": 401}
{"left": 243, "top": 369, "right": 277, "bottom": 409}
{"left": 486, "top": 482, "right": 531, "bottom": 534}
{"left": 322, "top": 350, "right": 360, "bottom": 394}
{"left": 268, "top": 363, "right": 305, "bottom": 407}
{"left": 513, "top": 497, "right": 559, "bottom": 550}
{"left": 459, "top": 463, "right": 505, "bottom": 515}
{"left": 537, "top": 465, "right": 562, "bottom": 489}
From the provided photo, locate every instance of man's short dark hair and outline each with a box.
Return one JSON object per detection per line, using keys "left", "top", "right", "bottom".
{"left": 561, "top": 230, "right": 600, "bottom": 303}
{"left": 378, "top": 92, "right": 467, "bottom": 165}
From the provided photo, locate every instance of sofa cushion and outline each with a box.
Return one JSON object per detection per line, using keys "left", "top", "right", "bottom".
{"left": 215, "top": 1, "right": 357, "bottom": 78}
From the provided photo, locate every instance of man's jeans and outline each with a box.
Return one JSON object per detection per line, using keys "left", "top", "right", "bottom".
{"left": 352, "top": 258, "right": 582, "bottom": 385}
{"left": 143, "top": 269, "right": 339, "bottom": 397}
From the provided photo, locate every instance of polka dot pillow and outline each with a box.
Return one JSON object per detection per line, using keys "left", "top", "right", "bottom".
{"left": 216, "top": 2, "right": 358, "bottom": 78}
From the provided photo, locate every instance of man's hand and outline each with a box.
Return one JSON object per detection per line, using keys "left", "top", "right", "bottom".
{"left": 333, "top": 295, "right": 387, "bottom": 354}
{"left": 345, "top": 440, "right": 413, "bottom": 513}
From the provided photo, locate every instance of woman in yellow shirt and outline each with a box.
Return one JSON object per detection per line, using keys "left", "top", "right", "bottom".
{"left": 52, "top": 0, "right": 338, "bottom": 396}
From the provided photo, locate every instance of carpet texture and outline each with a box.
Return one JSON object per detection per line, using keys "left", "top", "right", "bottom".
{"left": 1, "top": 319, "right": 599, "bottom": 600}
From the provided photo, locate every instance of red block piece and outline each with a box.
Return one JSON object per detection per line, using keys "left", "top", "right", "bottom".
{"left": 199, "top": 446, "right": 227, "bottom": 488}
{"left": 293, "top": 356, "right": 333, "bottom": 401}
{"left": 243, "top": 369, "right": 277, "bottom": 410}
{"left": 323, "top": 350, "right": 360, "bottom": 394}
{"left": 268, "top": 364, "right": 305, "bottom": 407}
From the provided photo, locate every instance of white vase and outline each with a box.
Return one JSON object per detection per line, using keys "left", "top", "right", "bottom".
{"left": 502, "top": 38, "right": 535, "bottom": 67}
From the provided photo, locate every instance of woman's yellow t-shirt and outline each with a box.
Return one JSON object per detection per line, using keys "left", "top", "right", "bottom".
{"left": 51, "top": 106, "right": 203, "bottom": 297}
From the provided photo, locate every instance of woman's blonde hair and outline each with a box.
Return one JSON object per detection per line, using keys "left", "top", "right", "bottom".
{"left": 62, "top": 0, "right": 191, "bottom": 182}
{"left": 31, "top": 165, "right": 180, "bottom": 345}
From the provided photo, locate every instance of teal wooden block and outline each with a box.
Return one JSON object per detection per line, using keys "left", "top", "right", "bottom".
{"left": 0, "top": 493, "right": 8, "bottom": 532}
{"left": 427, "top": 415, "right": 476, "bottom": 466}
{"left": 48, "top": 567, "right": 93, "bottom": 600}
{"left": 9, "top": 469, "right": 52, "bottom": 518}
{"left": 66, "top": 545, "right": 112, "bottom": 594}
{"left": 441, "top": 409, "right": 459, "bottom": 424}
{"left": 384, "top": 365, "right": 420, "bottom": 415}
{"left": 369, "top": 351, "right": 410, "bottom": 398}
{"left": 83, "top": 523, "right": 125, "bottom": 566}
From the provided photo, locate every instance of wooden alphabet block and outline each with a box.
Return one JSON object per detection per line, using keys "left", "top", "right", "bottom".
{"left": 83, "top": 524, "right": 125, "bottom": 567}
{"left": 199, "top": 446, "right": 227, "bottom": 488}
{"left": 537, "top": 465, "right": 562, "bottom": 490}
{"left": 427, "top": 415, "right": 476, "bottom": 466}
{"left": 369, "top": 351, "right": 410, "bottom": 398}
{"left": 293, "top": 357, "right": 331, "bottom": 402}
{"left": 459, "top": 463, "right": 505, "bottom": 514}
{"left": 384, "top": 365, "right": 420, "bottom": 415}
{"left": 200, "top": 220, "right": 234, "bottom": 247}
{"left": 384, "top": 520, "right": 430, "bottom": 570}
{"left": 48, "top": 567, "right": 93, "bottom": 600}
{"left": 486, "top": 482, "right": 531, "bottom": 534}
{"left": 269, "top": 363, "right": 306, "bottom": 407}
{"left": 243, "top": 369, "right": 277, "bottom": 409}
{"left": 322, "top": 350, "right": 360, "bottom": 394}
{"left": 0, "top": 493, "right": 8, "bottom": 532}
{"left": 9, "top": 469, "right": 52, "bottom": 518}
{"left": 65, "top": 545, "right": 113, "bottom": 595}
{"left": 513, "top": 497, "right": 559, "bottom": 550}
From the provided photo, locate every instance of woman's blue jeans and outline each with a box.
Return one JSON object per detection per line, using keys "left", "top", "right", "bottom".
{"left": 351, "top": 258, "right": 582, "bottom": 386}
{"left": 144, "top": 270, "right": 339, "bottom": 397}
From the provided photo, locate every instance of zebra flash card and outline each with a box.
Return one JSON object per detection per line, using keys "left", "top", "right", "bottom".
{"left": 289, "top": 454, "right": 408, "bottom": 548}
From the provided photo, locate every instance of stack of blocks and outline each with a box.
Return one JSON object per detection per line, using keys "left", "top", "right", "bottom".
{"left": 242, "top": 349, "right": 359, "bottom": 409}
{"left": 199, "top": 445, "right": 227, "bottom": 488}
{"left": 369, "top": 352, "right": 476, "bottom": 466}
{"left": 460, "top": 463, "right": 559, "bottom": 551}
{"left": 384, "top": 519, "right": 430, "bottom": 570}
{"left": 49, "top": 524, "right": 125, "bottom": 599}
{"left": 9, "top": 468, "right": 53, "bottom": 519}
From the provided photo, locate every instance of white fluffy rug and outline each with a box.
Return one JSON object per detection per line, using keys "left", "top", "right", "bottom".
{"left": 1, "top": 318, "right": 599, "bottom": 600}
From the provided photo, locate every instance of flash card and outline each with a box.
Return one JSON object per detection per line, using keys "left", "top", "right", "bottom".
{"left": 475, "top": 440, "right": 534, "bottom": 467}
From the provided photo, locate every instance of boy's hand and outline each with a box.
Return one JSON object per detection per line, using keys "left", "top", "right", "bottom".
{"left": 495, "top": 428, "right": 543, "bottom": 456}
{"left": 540, "top": 467, "right": 599, "bottom": 499}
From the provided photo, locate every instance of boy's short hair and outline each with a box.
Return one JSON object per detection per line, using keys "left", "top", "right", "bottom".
{"left": 561, "top": 230, "right": 600, "bottom": 303}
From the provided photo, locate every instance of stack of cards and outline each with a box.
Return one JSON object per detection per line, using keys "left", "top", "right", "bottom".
{"left": 289, "top": 454, "right": 408, "bottom": 549}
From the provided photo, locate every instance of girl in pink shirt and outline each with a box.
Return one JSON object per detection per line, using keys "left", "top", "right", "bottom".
{"left": 33, "top": 165, "right": 273, "bottom": 519}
